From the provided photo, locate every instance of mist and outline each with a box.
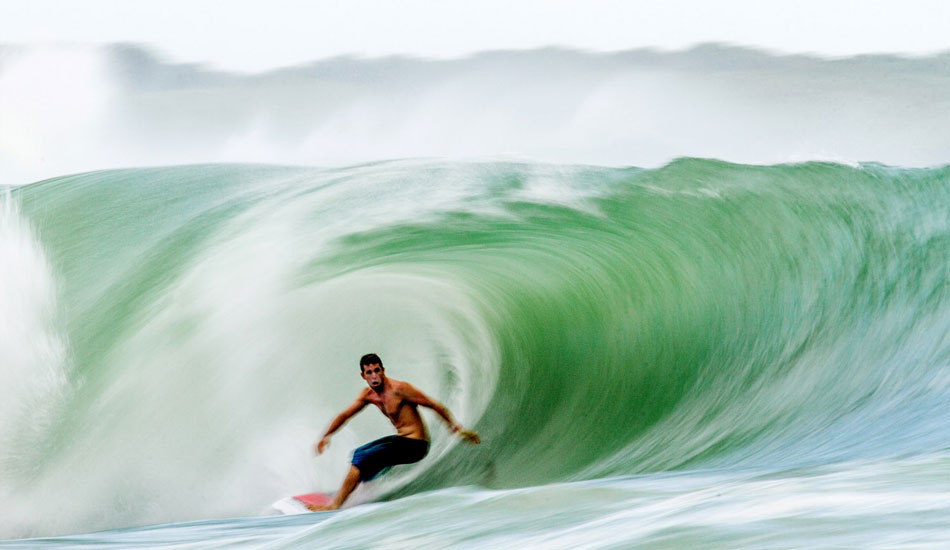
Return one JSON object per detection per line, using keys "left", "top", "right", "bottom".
{"left": 3, "top": 43, "right": 950, "bottom": 186}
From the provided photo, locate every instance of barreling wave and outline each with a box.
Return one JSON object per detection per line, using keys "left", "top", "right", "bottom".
{"left": 3, "top": 159, "right": 950, "bottom": 537}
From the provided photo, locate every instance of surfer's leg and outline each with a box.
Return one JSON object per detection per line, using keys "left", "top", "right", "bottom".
{"left": 308, "top": 465, "right": 361, "bottom": 511}
{"left": 308, "top": 437, "right": 425, "bottom": 511}
{"left": 330, "top": 465, "right": 361, "bottom": 508}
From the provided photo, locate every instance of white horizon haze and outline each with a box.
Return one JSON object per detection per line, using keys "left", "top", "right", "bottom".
{"left": 2, "top": 0, "right": 950, "bottom": 72}
{"left": 4, "top": 1, "right": 950, "bottom": 185}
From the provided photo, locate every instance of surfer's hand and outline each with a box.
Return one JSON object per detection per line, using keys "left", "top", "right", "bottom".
{"left": 315, "top": 437, "right": 330, "bottom": 455}
{"left": 457, "top": 428, "right": 480, "bottom": 444}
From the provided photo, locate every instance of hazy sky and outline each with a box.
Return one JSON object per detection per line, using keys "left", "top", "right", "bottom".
{"left": 3, "top": 0, "right": 950, "bottom": 71}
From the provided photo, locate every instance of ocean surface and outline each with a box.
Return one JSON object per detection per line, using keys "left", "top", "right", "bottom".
{"left": 2, "top": 46, "right": 950, "bottom": 549}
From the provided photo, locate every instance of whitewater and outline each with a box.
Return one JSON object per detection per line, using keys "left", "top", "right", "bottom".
{"left": 2, "top": 45, "right": 950, "bottom": 549}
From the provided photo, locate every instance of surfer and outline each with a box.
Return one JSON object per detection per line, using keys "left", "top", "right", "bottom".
{"left": 310, "top": 353, "right": 480, "bottom": 510}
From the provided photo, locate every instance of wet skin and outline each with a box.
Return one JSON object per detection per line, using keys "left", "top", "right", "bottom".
{"left": 310, "top": 363, "right": 479, "bottom": 510}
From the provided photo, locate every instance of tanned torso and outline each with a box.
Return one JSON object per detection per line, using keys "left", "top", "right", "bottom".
{"left": 310, "top": 360, "right": 480, "bottom": 511}
{"left": 359, "top": 379, "right": 429, "bottom": 441}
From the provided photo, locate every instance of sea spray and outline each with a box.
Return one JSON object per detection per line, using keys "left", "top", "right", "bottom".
{"left": 0, "top": 194, "right": 71, "bottom": 533}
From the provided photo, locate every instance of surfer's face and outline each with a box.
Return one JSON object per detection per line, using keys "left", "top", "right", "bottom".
{"left": 361, "top": 363, "right": 385, "bottom": 390}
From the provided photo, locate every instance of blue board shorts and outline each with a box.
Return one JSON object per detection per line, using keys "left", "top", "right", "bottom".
{"left": 351, "top": 435, "right": 430, "bottom": 481}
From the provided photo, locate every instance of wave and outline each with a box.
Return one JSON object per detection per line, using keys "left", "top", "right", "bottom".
{"left": 3, "top": 159, "right": 950, "bottom": 537}
{"left": 4, "top": 44, "right": 950, "bottom": 187}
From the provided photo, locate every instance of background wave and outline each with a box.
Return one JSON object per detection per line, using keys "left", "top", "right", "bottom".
{"left": 3, "top": 159, "right": 950, "bottom": 537}
{"left": 4, "top": 44, "right": 950, "bottom": 187}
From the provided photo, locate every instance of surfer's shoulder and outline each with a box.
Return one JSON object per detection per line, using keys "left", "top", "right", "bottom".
{"left": 393, "top": 380, "right": 430, "bottom": 402}
{"left": 389, "top": 378, "right": 411, "bottom": 394}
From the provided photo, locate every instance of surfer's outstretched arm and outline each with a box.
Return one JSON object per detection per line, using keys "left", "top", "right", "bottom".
{"left": 315, "top": 391, "right": 369, "bottom": 454}
{"left": 399, "top": 383, "right": 481, "bottom": 444}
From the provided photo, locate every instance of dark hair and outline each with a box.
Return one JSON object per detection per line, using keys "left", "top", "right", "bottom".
{"left": 360, "top": 353, "right": 383, "bottom": 372}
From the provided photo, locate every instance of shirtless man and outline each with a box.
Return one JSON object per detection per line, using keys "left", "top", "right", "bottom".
{"left": 310, "top": 353, "right": 480, "bottom": 510}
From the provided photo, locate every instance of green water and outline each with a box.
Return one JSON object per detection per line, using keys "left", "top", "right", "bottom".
{"left": 2, "top": 159, "right": 950, "bottom": 547}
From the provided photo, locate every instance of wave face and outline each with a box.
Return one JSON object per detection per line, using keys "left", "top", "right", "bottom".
{"left": 4, "top": 44, "right": 950, "bottom": 186}
{"left": 3, "top": 159, "right": 950, "bottom": 538}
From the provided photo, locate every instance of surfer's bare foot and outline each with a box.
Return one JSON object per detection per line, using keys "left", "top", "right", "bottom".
{"left": 306, "top": 503, "right": 339, "bottom": 512}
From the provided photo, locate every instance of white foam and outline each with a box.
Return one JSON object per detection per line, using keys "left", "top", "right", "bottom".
{"left": 0, "top": 195, "right": 70, "bottom": 535}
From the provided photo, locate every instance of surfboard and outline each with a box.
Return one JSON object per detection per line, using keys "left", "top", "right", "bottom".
{"left": 271, "top": 492, "right": 333, "bottom": 514}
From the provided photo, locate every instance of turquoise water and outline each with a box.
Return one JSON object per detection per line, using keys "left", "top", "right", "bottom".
{"left": 2, "top": 160, "right": 950, "bottom": 547}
